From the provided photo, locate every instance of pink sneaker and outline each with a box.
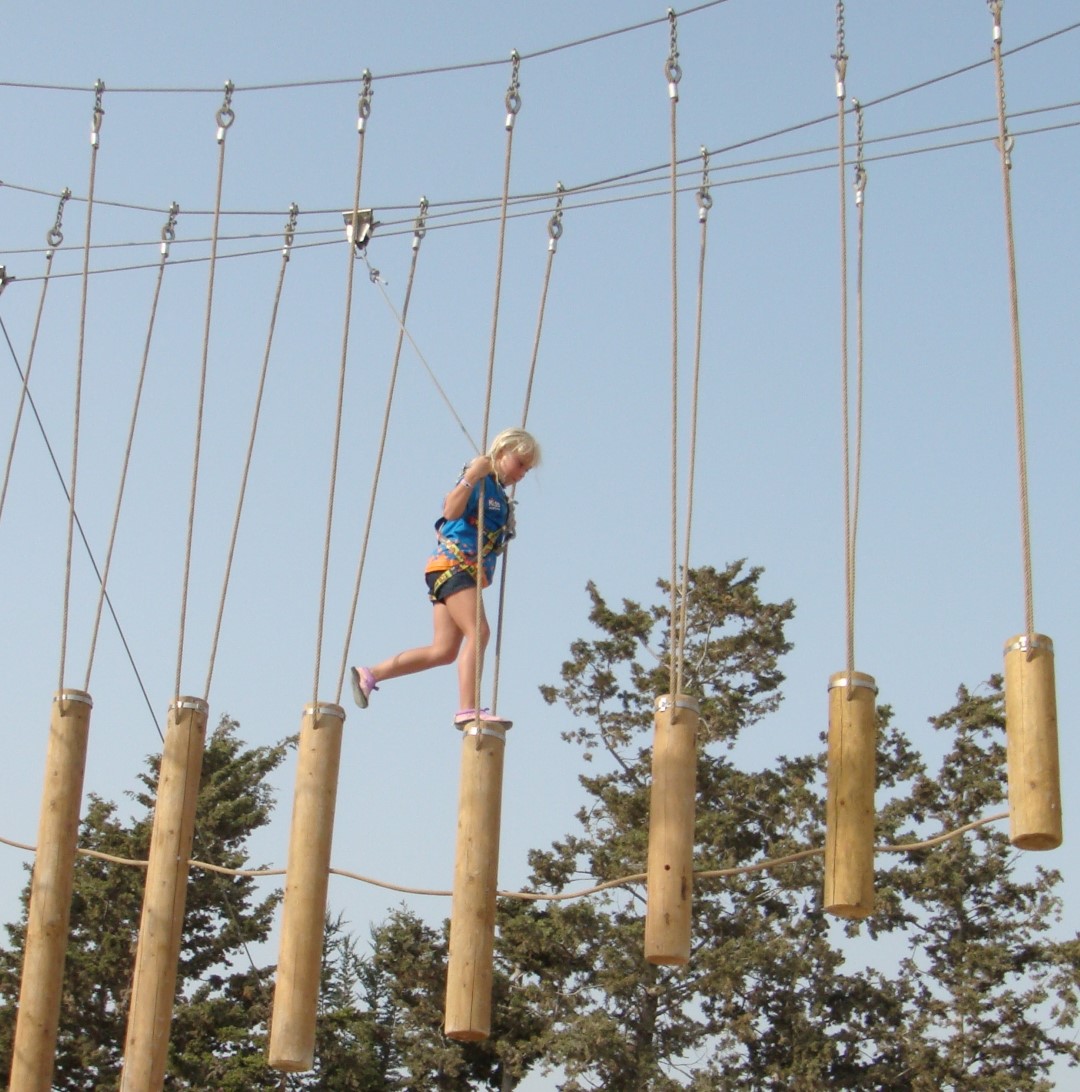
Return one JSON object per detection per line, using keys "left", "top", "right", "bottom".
{"left": 453, "top": 708, "right": 512, "bottom": 727}
{"left": 350, "top": 667, "right": 377, "bottom": 709}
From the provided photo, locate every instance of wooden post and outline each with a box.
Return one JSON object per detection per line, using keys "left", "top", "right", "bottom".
{"left": 268, "top": 702, "right": 345, "bottom": 1072}
{"left": 120, "top": 697, "right": 208, "bottom": 1092}
{"left": 9, "top": 690, "right": 92, "bottom": 1092}
{"left": 823, "top": 671, "right": 877, "bottom": 919}
{"left": 444, "top": 721, "right": 508, "bottom": 1041}
{"left": 1003, "top": 634, "right": 1062, "bottom": 850}
{"left": 644, "top": 694, "right": 699, "bottom": 965}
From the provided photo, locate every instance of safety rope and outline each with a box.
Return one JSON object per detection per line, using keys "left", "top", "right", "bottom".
{"left": 59, "top": 82, "right": 104, "bottom": 695}
{"left": 675, "top": 150, "right": 711, "bottom": 697}
{"left": 203, "top": 204, "right": 298, "bottom": 701}
{"left": 490, "top": 185, "right": 565, "bottom": 714}
{"left": 335, "top": 198, "right": 430, "bottom": 705}
{"left": 175, "top": 82, "right": 234, "bottom": 699}
{"left": 472, "top": 51, "right": 522, "bottom": 728}
{"left": 850, "top": 101, "right": 868, "bottom": 675}
{"left": 666, "top": 9, "right": 683, "bottom": 698}
{"left": 83, "top": 203, "right": 179, "bottom": 692}
{"left": 313, "top": 71, "right": 373, "bottom": 704}
{"left": 989, "top": 0, "right": 1036, "bottom": 641}
{"left": 0, "top": 808, "right": 1010, "bottom": 902}
{"left": 0, "top": 191, "right": 68, "bottom": 528}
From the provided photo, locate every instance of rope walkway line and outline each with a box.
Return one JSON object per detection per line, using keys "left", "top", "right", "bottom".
{"left": 83, "top": 203, "right": 179, "bottom": 692}
{"left": 335, "top": 199, "right": 431, "bottom": 706}
{"left": 312, "top": 72, "right": 372, "bottom": 705}
{"left": 203, "top": 204, "right": 299, "bottom": 701}
{"left": 0, "top": 810, "right": 1012, "bottom": 902}
{"left": 175, "top": 83, "right": 235, "bottom": 698}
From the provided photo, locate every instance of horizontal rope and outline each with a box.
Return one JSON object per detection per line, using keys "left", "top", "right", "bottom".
{"left": 0, "top": 810, "right": 1010, "bottom": 903}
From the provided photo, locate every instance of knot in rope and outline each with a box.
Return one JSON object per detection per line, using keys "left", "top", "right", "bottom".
{"left": 504, "top": 50, "right": 522, "bottom": 129}
{"left": 47, "top": 187, "right": 72, "bottom": 249}
{"left": 665, "top": 8, "right": 682, "bottom": 99}
{"left": 215, "top": 80, "right": 235, "bottom": 142}
{"left": 358, "top": 69, "right": 373, "bottom": 132}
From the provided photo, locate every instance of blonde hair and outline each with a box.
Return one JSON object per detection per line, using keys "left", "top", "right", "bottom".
{"left": 488, "top": 427, "right": 541, "bottom": 468}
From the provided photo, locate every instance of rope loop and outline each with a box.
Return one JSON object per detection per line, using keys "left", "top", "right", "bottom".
{"left": 215, "top": 80, "right": 235, "bottom": 141}
{"left": 358, "top": 69, "right": 373, "bottom": 132}
{"left": 283, "top": 201, "right": 298, "bottom": 257}
{"left": 47, "top": 187, "right": 72, "bottom": 248}
{"left": 696, "top": 146, "right": 713, "bottom": 221}
{"left": 505, "top": 50, "right": 522, "bottom": 129}
{"left": 665, "top": 8, "right": 682, "bottom": 98}
{"left": 90, "top": 79, "right": 105, "bottom": 147}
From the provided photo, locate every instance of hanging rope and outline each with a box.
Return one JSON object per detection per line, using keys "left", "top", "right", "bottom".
{"left": 675, "top": 150, "right": 711, "bottom": 697}
{"left": 472, "top": 51, "right": 522, "bottom": 726}
{"left": 849, "top": 100, "right": 868, "bottom": 672}
{"left": 202, "top": 203, "right": 298, "bottom": 700}
{"left": 335, "top": 198, "right": 430, "bottom": 704}
{"left": 489, "top": 185, "right": 564, "bottom": 714}
{"left": 666, "top": 9, "right": 683, "bottom": 698}
{"left": 174, "top": 81, "right": 234, "bottom": 699}
{"left": 59, "top": 82, "right": 104, "bottom": 694}
{"left": 989, "top": 0, "right": 1036, "bottom": 641}
{"left": 83, "top": 203, "right": 179, "bottom": 692}
{"left": 313, "top": 70, "right": 373, "bottom": 705}
{"left": 0, "top": 191, "right": 69, "bottom": 529}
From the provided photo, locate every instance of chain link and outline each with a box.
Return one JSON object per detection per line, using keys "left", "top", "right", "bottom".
{"left": 358, "top": 69, "right": 373, "bottom": 133}
{"left": 47, "top": 187, "right": 72, "bottom": 248}
{"left": 505, "top": 50, "right": 522, "bottom": 129}
{"left": 216, "top": 80, "right": 235, "bottom": 142}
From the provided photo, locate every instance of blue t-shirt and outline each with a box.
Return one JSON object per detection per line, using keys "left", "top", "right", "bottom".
{"left": 426, "top": 474, "right": 513, "bottom": 585}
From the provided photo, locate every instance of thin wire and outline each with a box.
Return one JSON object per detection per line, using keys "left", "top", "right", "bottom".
{"left": 989, "top": 1, "right": 1036, "bottom": 639}
{"left": 314, "top": 73, "right": 372, "bottom": 704}
{"left": 203, "top": 204, "right": 298, "bottom": 701}
{"left": 176, "top": 85, "right": 234, "bottom": 699}
{"left": 336, "top": 200, "right": 429, "bottom": 704}
{"left": 84, "top": 204, "right": 178, "bottom": 691}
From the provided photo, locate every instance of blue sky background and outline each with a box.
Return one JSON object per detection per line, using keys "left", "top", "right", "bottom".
{"left": 1, "top": 2, "right": 1078, "bottom": 1085}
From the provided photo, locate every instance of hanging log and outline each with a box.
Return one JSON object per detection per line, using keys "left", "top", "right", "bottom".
{"left": 9, "top": 690, "right": 92, "bottom": 1092}
{"left": 444, "top": 721, "right": 509, "bottom": 1041}
{"left": 1003, "top": 634, "right": 1062, "bottom": 850}
{"left": 268, "top": 702, "right": 345, "bottom": 1072}
{"left": 120, "top": 696, "right": 208, "bottom": 1092}
{"left": 644, "top": 693, "right": 699, "bottom": 965}
{"left": 823, "top": 671, "right": 877, "bottom": 919}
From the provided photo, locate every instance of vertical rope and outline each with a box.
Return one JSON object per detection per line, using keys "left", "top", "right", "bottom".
{"left": 313, "top": 70, "right": 372, "bottom": 704}
{"left": 473, "top": 51, "right": 522, "bottom": 724}
{"left": 336, "top": 198, "right": 429, "bottom": 704}
{"left": 203, "top": 204, "right": 298, "bottom": 701}
{"left": 989, "top": 0, "right": 1036, "bottom": 640}
{"left": 675, "top": 150, "right": 711, "bottom": 698}
{"left": 833, "top": 5, "right": 856, "bottom": 681}
{"left": 850, "top": 102, "right": 868, "bottom": 659}
{"left": 489, "top": 184, "right": 564, "bottom": 714}
{"left": 84, "top": 203, "right": 179, "bottom": 691}
{"left": 175, "top": 82, "right": 234, "bottom": 699}
{"left": 665, "top": 9, "right": 682, "bottom": 698}
{"left": 60, "top": 83, "right": 104, "bottom": 693}
{"left": 0, "top": 192, "right": 68, "bottom": 529}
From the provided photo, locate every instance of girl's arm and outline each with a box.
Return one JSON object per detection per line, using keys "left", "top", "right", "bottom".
{"left": 442, "top": 455, "right": 492, "bottom": 520}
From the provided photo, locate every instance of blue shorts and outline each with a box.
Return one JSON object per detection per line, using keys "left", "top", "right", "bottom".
{"left": 426, "top": 568, "right": 477, "bottom": 604}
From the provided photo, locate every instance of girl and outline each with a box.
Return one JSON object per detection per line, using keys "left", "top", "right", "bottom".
{"left": 350, "top": 427, "right": 540, "bottom": 725}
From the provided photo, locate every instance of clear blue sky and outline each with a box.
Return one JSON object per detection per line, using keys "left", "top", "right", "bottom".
{"left": 1, "top": 1, "right": 1078, "bottom": 1085}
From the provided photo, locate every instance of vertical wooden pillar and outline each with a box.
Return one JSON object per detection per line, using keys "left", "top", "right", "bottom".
{"left": 268, "top": 702, "right": 345, "bottom": 1072}
{"left": 120, "top": 696, "right": 208, "bottom": 1092}
{"left": 444, "top": 722, "right": 508, "bottom": 1041}
{"left": 823, "top": 671, "right": 877, "bottom": 919}
{"left": 1003, "top": 634, "right": 1062, "bottom": 850}
{"left": 644, "top": 694, "right": 699, "bottom": 965}
{"left": 9, "top": 690, "right": 92, "bottom": 1092}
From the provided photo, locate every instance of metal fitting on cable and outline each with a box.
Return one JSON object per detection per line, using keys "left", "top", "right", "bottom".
{"left": 665, "top": 8, "right": 682, "bottom": 101}
{"left": 160, "top": 201, "right": 179, "bottom": 257}
{"left": 989, "top": 0, "right": 1003, "bottom": 46}
{"left": 283, "top": 202, "right": 298, "bottom": 260}
{"left": 833, "top": 0, "right": 847, "bottom": 99}
{"left": 696, "top": 146, "right": 712, "bottom": 223}
{"left": 0, "top": 266, "right": 13, "bottom": 296}
{"left": 412, "top": 196, "right": 429, "bottom": 251}
{"left": 852, "top": 100, "right": 867, "bottom": 206}
{"left": 47, "top": 187, "right": 72, "bottom": 250}
{"left": 505, "top": 50, "right": 522, "bottom": 130}
{"left": 216, "top": 80, "right": 235, "bottom": 143}
{"left": 90, "top": 79, "right": 105, "bottom": 148}
{"left": 547, "top": 182, "right": 565, "bottom": 253}
{"left": 358, "top": 70, "right": 373, "bottom": 133}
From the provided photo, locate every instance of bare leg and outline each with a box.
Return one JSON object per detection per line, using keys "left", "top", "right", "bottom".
{"left": 443, "top": 586, "right": 490, "bottom": 711}
{"left": 368, "top": 602, "right": 463, "bottom": 683}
